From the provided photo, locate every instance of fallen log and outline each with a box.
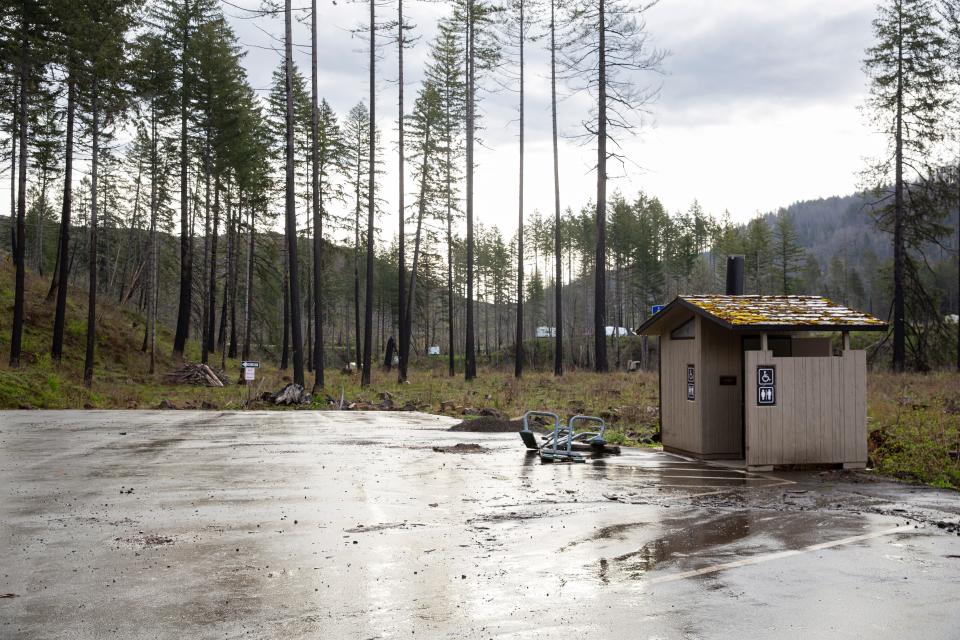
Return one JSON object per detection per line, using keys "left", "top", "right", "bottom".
{"left": 271, "top": 383, "right": 312, "bottom": 405}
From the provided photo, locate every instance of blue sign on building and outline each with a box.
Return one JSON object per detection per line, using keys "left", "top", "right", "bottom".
{"left": 651, "top": 304, "right": 665, "bottom": 315}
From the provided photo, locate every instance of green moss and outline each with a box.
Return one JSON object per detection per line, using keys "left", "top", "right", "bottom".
{"left": 67, "top": 318, "right": 86, "bottom": 338}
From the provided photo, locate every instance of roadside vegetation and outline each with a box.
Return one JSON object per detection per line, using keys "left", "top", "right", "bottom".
{"left": 2, "top": 258, "right": 957, "bottom": 489}
{"left": 867, "top": 372, "right": 960, "bottom": 490}
{"left": 0, "top": 256, "right": 665, "bottom": 438}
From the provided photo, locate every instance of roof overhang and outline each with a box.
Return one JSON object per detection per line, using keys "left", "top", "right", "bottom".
{"left": 636, "top": 296, "right": 889, "bottom": 335}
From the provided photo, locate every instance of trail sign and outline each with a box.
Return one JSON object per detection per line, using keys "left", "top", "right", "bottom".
{"left": 244, "top": 367, "right": 256, "bottom": 381}
{"left": 241, "top": 361, "right": 260, "bottom": 369}
{"left": 757, "top": 366, "right": 775, "bottom": 406}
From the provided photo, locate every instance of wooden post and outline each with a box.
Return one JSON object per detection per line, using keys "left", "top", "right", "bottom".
{"left": 760, "top": 333, "right": 768, "bottom": 352}
{"left": 842, "top": 331, "right": 850, "bottom": 351}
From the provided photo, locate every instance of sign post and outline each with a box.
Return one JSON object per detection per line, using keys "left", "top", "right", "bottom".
{"left": 241, "top": 361, "right": 260, "bottom": 403}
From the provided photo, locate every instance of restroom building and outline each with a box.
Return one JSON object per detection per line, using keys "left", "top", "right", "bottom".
{"left": 636, "top": 292, "right": 887, "bottom": 471}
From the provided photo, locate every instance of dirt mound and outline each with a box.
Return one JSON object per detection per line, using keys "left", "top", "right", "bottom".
{"left": 448, "top": 417, "right": 527, "bottom": 432}
{"left": 431, "top": 443, "right": 488, "bottom": 454}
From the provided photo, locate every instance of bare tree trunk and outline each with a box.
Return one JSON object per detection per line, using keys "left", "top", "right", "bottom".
{"left": 148, "top": 100, "right": 159, "bottom": 374}
{"left": 83, "top": 81, "right": 101, "bottom": 387}
{"left": 361, "top": 0, "right": 377, "bottom": 387}
{"left": 51, "top": 74, "right": 76, "bottom": 362}
{"left": 241, "top": 204, "right": 254, "bottom": 364}
{"left": 447, "top": 193, "right": 455, "bottom": 376}
{"left": 201, "top": 138, "right": 211, "bottom": 364}
{"left": 207, "top": 177, "right": 219, "bottom": 358}
{"left": 35, "top": 174, "right": 45, "bottom": 276}
{"left": 284, "top": 0, "right": 305, "bottom": 385}
{"left": 173, "top": 0, "right": 192, "bottom": 360}
{"left": 281, "top": 246, "right": 290, "bottom": 370}
{"left": 218, "top": 194, "right": 229, "bottom": 352}
{"left": 8, "top": 76, "right": 15, "bottom": 259}
{"left": 397, "top": 0, "right": 408, "bottom": 383}
{"left": 354, "top": 198, "right": 362, "bottom": 366}
{"left": 9, "top": 31, "right": 28, "bottom": 368}
{"left": 515, "top": 0, "right": 525, "bottom": 379}
{"left": 615, "top": 252, "right": 622, "bottom": 368}
{"left": 445, "top": 84, "right": 455, "bottom": 377}
{"left": 464, "top": 0, "right": 477, "bottom": 381}
{"left": 593, "top": 0, "right": 609, "bottom": 372}
{"left": 305, "top": 197, "right": 313, "bottom": 372}
{"left": 551, "top": 0, "right": 562, "bottom": 376}
{"left": 229, "top": 192, "right": 240, "bottom": 359}
{"left": 311, "top": 0, "right": 325, "bottom": 391}
{"left": 219, "top": 181, "right": 232, "bottom": 369}
{"left": 891, "top": 25, "right": 906, "bottom": 371}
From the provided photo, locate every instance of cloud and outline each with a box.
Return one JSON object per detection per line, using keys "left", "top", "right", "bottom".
{"left": 649, "top": 0, "right": 876, "bottom": 125}
{"left": 0, "top": 0, "right": 885, "bottom": 239}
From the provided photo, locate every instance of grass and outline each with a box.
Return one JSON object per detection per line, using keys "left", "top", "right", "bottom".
{"left": 1, "top": 254, "right": 958, "bottom": 487}
{"left": 0, "top": 253, "right": 663, "bottom": 442}
{"left": 866, "top": 371, "right": 960, "bottom": 490}
{"left": 321, "top": 366, "right": 663, "bottom": 444}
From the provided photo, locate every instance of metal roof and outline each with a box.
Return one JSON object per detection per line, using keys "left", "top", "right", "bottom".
{"left": 637, "top": 295, "right": 888, "bottom": 334}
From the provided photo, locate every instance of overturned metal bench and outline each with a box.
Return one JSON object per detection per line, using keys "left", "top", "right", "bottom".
{"left": 520, "top": 411, "right": 616, "bottom": 462}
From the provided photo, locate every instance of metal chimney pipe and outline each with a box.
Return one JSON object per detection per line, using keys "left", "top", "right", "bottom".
{"left": 725, "top": 255, "right": 745, "bottom": 295}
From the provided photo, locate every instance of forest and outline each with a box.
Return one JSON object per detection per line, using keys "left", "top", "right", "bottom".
{"left": 2, "top": 0, "right": 959, "bottom": 397}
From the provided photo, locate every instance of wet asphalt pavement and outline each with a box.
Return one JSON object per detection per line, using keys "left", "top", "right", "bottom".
{"left": 1, "top": 410, "right": 958, "bottom": 639}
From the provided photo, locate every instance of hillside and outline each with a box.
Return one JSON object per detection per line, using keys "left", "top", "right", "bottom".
{"left": 0, "top": 252, "right": 209, "bottom": 408}
{"left": 765, "top": 193, "right": 891, "bottom": 264}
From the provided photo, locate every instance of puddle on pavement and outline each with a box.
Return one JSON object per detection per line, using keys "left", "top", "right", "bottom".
{"left": 582, "top": 458, "right": 783, "bottom": 491}
{"left": 580, "top": 509, "right": 878, "bottom": 582}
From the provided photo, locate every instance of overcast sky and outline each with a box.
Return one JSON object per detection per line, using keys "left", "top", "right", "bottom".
{"left": 4, "top": 0, "right": 886, "bottom": 240}
{"left": 224, "top": 0, "right": 885, "bottom": 238}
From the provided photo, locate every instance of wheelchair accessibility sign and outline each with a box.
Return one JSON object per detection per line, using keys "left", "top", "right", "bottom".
{"left": 757, "top": 366, "right": 775, "bottom": 406}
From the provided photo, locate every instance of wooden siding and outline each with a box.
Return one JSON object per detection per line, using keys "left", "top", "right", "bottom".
{"left": 699, "top": 320, "right": 742, "bottom": 456}
{"left": 660, "top": 314, "right": 700, "bottom": 454}
{"left": 744, "top": 349, "right": 867, "bottom": 466}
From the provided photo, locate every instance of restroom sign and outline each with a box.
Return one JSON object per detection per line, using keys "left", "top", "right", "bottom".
{"left": 686, "top": 364, "right": 695, "bottom": 401}
{"left": 757, "top": 366, "right": 775, "bottom": 406}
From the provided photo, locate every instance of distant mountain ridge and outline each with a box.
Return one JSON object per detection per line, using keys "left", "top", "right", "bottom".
{"left": 761, "top": 192, "right": 891, "bottom": 264}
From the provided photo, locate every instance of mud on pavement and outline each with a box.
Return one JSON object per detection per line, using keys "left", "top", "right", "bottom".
{"left": 1, "top": 410, "right": 958, "bottom": 639}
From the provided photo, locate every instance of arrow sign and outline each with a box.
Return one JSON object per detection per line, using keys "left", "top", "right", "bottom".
{"left": 241, "top": 361, "right": 260, "bottom": 369}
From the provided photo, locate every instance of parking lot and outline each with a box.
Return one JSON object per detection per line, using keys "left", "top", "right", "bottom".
{"left": 1, "top": 410, "right": 958, "bottom": 639}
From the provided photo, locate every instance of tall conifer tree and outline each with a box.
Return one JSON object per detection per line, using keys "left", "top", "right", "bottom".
{"left": 864, "top": 0, "right": 949, "bottom": 370}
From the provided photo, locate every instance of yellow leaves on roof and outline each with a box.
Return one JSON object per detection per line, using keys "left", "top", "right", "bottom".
{"left": 683, "top": 295, "right": 886, "bottom": 327}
